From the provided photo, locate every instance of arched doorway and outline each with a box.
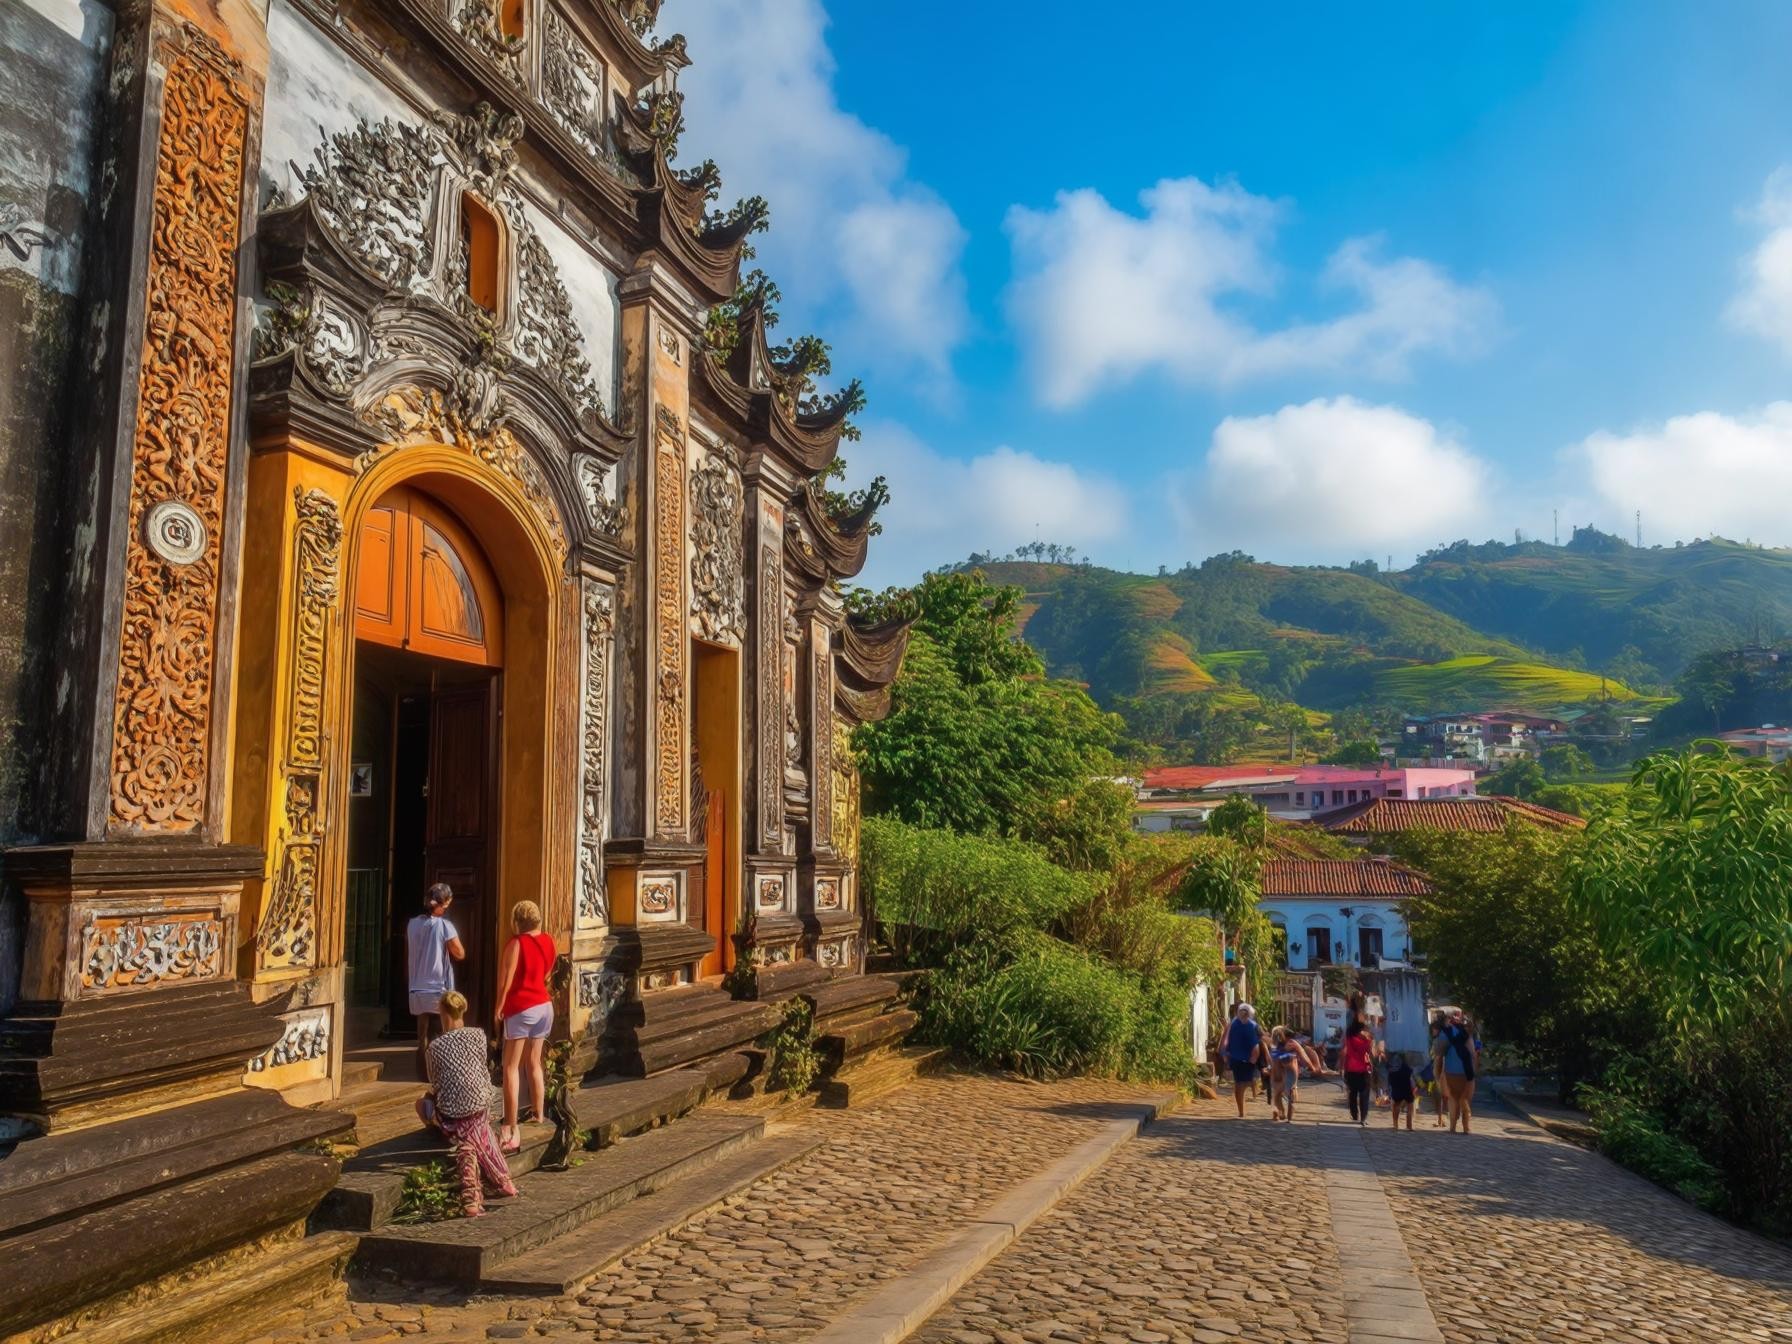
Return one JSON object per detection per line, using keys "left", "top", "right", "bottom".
{"left": 343, "top": 486, "right": 506, "bottom": 1048}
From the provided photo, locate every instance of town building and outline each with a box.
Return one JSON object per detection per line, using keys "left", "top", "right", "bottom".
{"left": 0, "top": 1, "right": 909, "bottom": 1335}
{"left": 1400, "top": 710, "right": 1567, "bottom": 763}
{"left": 1136, "top": 763, "right": 1477, "bottom": 829}
{"left": 1256, "top": 857, "right": 1430, "bottom": 971}
{"left": 1718, "top": 726, "right": 1792, "bottom": 763}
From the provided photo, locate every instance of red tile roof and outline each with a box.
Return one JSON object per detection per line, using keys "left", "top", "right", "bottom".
{"left": 1316, "top": 795, "right": 1585, "bottom": 834}
{"left": 1143, "top": 764, "right": 1296, "bottom": 790}
{"left": 1260, "top": 858, "right": 1433, "bottom": 899}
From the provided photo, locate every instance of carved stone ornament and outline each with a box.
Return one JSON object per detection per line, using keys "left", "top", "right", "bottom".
{"left": 756, "top": 874, "right": 785, "bottom": 910}
{"left": 578, "top": 965, "right": 627, "bottom": 1021}
{"left": 575, "top": 455, "right": 623, "bottom": 536}
{"left": 817, "top": 937, "right": 850, "bottom": 970}
{"left": 255, "top": 286, "right": 368, "bottom": 396}
{"left": 82, "top": 911, "right": 225, "bottom": 992}
{"left": 109, "top": 32, "right": 249, "bottom": 834}
{"left": 258, "top": 488, "right": 342, "bottom": 971}
{"left": 453, "top": 0, "right": 528, "bottom": 86}
{"left": 639, "top": 875, "right": 677, "bottom": 917}
{"left": 542, "top": 8, "right": 607, "bottom": 157}
{"left": 653, "top": 407, "right": 687, "bottom": 834}
{"left": 360, "top": 385, "right": 567, "bottom": 555}
{"left": 289, "top": 107, "right": 604, "bottom": 420}
{"left": 814, "top": 876, "right": 841, "bottom": 912}
{"left": 762, "top": 943, "right": 793, "bottom": 966}
{"left": 689, "top": 445, "right": 744, "bottom": 644}
{"left": 577, "top": 581, "right": 614, "bottom": 928}
{"left": 143, "top": 500, "right": 208, "bottom": 566}
{"left": 758, "top": 519, "right": 785, "bottom": 847}
{"left": 658, "top": 327, "right": 682, "bottom": 365}
{"left": 832, "top": 716, "right": 861, "bottom": 864}
{"left": 811, "top": 639, "right": 834, "bottom": 851}
{"left": 248, "top": 1007, "right": 331, "bottom": 1072}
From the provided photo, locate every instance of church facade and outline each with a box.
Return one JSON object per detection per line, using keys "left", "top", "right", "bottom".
{"left": 0, "top": 0, "right": 906, "bottom": 1333}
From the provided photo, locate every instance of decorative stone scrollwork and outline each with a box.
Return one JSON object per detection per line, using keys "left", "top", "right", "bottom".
{"left": 832, "top": 716, "right": 860, "bottom": 864}
{"left": 514, "top": 232, "right": 604, "bottom": 419}
{"left": 575, "top": 455, "right": 624, "bottom": 537}
{"left": 639, "top": 875, "right": 677, "bottom": 918}
{"left": 542, "top": 8, "right": 607, "bottom": 156}
{"left": 577, "top": 966, "right": 627, "bottom": 1024}
{"left": 82, "top": 912, "right": 225, "bottom": 992}
{"left": 689, "top": 445, "right": 744, "bottom": 644}
{"left": 757, "top": 875, "right": 785, "bottom": 910}
{"left": 577, "top": 581, "right": 614, "bottom": 928}
{"left": 361, "top": 385, "right": 567, "bottom": 555}
{"left": 255, "top": 285, "right": 369, "bottom": 397}
{"left": 453, "top": 0, "right": 528, "bottom": 86}
{"left": 814, "top": 876, "right": 841, "bottom": 912}
{"left": 758, "top": 511, "right": 785, "bottom": 848}
{"left": 295, "top": 117, "right": 438, "bottom": 291}
{"left": 817, "top": 937, "right": 851, "bottom": 970}
{"left": 812, "top": 636, "right": 834, "bottom": 851}
{"left": 653, "top": 406, "right": 687, "bottom": 834}
{"left": 249, "top": 1008, "right": 331, "bottom": 1072}
{"left": 258, "top": 487, "right": 342, "bottom": 971}
{"left": 108, "top": 34, "right": 250, "bottom": 834}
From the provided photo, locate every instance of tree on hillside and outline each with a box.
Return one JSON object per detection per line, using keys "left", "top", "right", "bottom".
{"left": 1540, "top": 744, "right": 1595, "bottom": 779}
{"left": 1483, "top": 758, "right": 1545, "bottom": 799}
{"left": 1323, "top": 740, "right": 1383, "bottom": 766}
{"left": 851, "top": 571, "right": 1128, "bottom": 864}
{"left": 1206, "top": 795, "right": 1268, "bottom": 849}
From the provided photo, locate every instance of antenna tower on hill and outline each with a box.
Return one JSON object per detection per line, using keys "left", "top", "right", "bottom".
{"left": 1636, "top": 510, "right": 1642, "bottom": 548}
{"left": 1553, "top": 509, "right": 1558, "bottom": 546}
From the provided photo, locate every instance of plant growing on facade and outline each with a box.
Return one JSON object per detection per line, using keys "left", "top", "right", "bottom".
{"left": 762, "top": 998, "right": 821, "bottom": 1095}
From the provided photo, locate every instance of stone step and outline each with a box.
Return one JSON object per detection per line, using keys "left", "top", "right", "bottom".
{"left": 334, "top": 1079, "right": 431, "bottom": 1150}
{"left": 817, "top": 1007, "right": 918, "bottom": 1071}
{"left": 65, "top": 1231, "right": 356, "bottom": 1344}
{"left": 353, "top": 1113, "right": 765, "bottom": 1284}
{"left": 477, "top": 1131, "right": 826, "bottom": 1294}
{"left": 628, "top": 1002, "right": 781, "bottom": 1077}
{"left": 804, "top": 973, "right": 903, "bottom": 1027}
{"left": 317, "top": 1062, "right": 753, "bottom": 1232}
{"left": 341, "top": 1059, "right": 384, "bottom": 1089}
{"left": 817, "top": 1045, "right": 948, "bottom": 1110}
{"left": 632, "top": 991, "right": 777, "bottom": 1047}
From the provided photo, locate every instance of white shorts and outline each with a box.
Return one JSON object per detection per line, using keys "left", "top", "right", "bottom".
{"left": 503, "top": 1002, "right": 554, "bottom": 1039}
{"left": 410, "top": 990, "right": 445, "bottom": 1017}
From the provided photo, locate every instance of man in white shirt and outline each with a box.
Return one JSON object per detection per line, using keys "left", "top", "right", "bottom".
{"left": 408, "top": 883, "right": 466, "bottom": 1073}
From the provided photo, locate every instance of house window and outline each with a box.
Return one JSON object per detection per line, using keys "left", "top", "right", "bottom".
{"left": 461, "top": 193, "right": 503, "bottom": 314}
{"left": 1305, "top": 926, "right": 1331, "bottom": 965}
{"left": 1358, "top": 926, "right": 1385, "bottom": 968}
{"left": 1295, "top": 792, "right": 1304, "bottom": 806}
{"left": 1331, "top": 790, "right": 1343, "bottom": 805}
{"left": 499, "top": 0, "right": 525, "bottom": 38}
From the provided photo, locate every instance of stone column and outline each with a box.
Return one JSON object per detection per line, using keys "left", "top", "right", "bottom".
{"left": 799, "top": 593, "right": 855, "bottom": 971}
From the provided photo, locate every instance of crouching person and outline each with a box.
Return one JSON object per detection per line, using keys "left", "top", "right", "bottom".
{"left": 416, "top": 990, "right": 517, "bottom": 1217}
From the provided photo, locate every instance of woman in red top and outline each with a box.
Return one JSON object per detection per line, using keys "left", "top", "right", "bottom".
{"left": 495, "top": 900, "right": 555, "bottom": 1153}
{"left": 1342, "top": 1019, "right": 1377, "bottom": 1126}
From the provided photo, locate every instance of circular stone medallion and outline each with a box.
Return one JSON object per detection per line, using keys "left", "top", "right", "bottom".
{"left": 144, "top": 500, "right": 208, "bottom": 566}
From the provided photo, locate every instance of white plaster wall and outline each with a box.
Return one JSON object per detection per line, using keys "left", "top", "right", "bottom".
{"left": 522, "top": 199, "right": 622, "bottom": 414}
{"left": 1259, "top": 899, "right": 1410, "bottom": 969}
{"left": 260, "top": 0, "right": 419, "bottom": 204}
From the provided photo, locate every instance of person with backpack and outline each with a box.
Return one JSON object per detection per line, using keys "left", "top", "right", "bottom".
{"left": 1219, "top": 1003, "right": 1267, "bottom": 1118}
{"left": 1441, "top": 1008, "right": 1480, "bottom": 1134}
{"left": 1424, "top": 1012, "right": 1450, "bottom": 1127}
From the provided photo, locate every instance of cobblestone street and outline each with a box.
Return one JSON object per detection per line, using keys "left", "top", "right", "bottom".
{"left": 280, "top": 1072, "right": 1792, "bottom": 1344}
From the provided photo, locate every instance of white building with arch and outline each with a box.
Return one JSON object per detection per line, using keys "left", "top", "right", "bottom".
{"left": 1257, "top": 858, "right": 1431, "bottom": 971}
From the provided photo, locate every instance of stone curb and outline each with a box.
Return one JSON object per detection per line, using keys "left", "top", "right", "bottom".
{"left": 802, "top": 1091, "right": 1180, "bottom": 1344}
{"left": 1486, "top": 1081, "right": 1597, "bottom": 1146}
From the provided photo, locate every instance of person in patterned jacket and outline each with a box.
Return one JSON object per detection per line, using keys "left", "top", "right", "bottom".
{"left": 416, "top": 990, "right": 518, "bottom": 1216}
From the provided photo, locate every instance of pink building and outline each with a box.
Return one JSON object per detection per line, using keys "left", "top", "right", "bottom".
{"left": 1139, "top": 763, "right": 1477, "bottom": 823}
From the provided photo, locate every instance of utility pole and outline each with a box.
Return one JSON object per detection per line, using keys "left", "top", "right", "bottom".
{"left": 1553, "top": 509, "right": 1558, "bottom": 546}
{"left": 1636, "top": 510, "right": 1642, "bottom": 548}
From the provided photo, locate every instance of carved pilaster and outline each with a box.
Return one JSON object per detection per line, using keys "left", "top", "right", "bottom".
{"left": 256, "top": 489, "right": 342, "bottom": 972}
{"left": 811, "top": 624, "right": 834, "bottom": 854}
{"left": 651, "top": 404, "right": 688, "bottom": 838}
{"left": 107, "top": 26, "right": 253, "bottom": 836}
{"left": 753, "top": 497, "right": 787, "bottom": 850}
{"left": 578, "top": 580, "right": 615, "bottom": 930}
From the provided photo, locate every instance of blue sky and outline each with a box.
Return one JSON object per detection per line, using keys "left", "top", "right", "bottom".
{"left": 675, "top": 2, "right": 1792, "bottom": 588}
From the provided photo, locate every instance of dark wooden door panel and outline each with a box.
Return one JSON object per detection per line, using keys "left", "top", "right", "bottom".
{"left": 427, "top": 677, "right": 497, "bottom": 1022}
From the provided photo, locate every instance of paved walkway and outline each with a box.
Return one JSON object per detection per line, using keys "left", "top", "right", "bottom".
{"left": 278, "top": 1070, "right": 1792, "bottom": 1344}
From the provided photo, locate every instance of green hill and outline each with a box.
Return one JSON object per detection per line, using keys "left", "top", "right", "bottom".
{"left": 1392, "top": 530, "right": 1792, "bottom": 684}
{"left": 1373, "top": 655, "right": 1646, "bottom": 710}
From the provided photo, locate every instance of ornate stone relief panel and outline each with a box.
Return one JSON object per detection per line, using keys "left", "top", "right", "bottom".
{"left": 832, "top": 715, "right": 860, "bottom": 867}
{"left": 576, "top": 580, "right": 614, "bottom": 930}
{"left": 541, "top": 7, "right": 606, "bottom": 156}
{"left": 689, "top": 442, "right": 744, "bottom": 645}
{"left": 813, "top": 876, "right": 841, "bottom": 912}
{"left": 817, "top": 935, "right": 853, "bottom": 970}
{"left": 258, "top": 488, "right": 343, "bottom": 971}
{"left": 248, "top": 1006, "right": 331, "bottom": 1072}
{"left": 758, "top": 507, "right": 785, "bottom": 848}
{"left": 577, "top": 965, "right": 627, "bottom": 1026}
{"left": 82, "top": 910, "right": 225, "bottom": 992}
{"left": 652, "top": 406, "right": 687, "bottom": 835}
{"left": 281, "top": 105, "right": 605, "bottom": 421}
{"left": 755, "top": 872, "right": 787, "bottom": 912}
{"left": 811, "top": 631, "right": 834, "bottom": 852}
{"left": 638, "top": 871, "right": 681, "bottom": 923}
{"left": 452, "top": 0, "right": 528, "bottom": 85}
{"left": 575, "top": 454, "right": 623, "bottom": 538}
{"left": 108, "top": 30, "right": 251, "bottom": 834}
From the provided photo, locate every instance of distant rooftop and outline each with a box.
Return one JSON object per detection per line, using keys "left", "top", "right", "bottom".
{"left": 1315, "top": 795, "right": 1586, "bottom": 834}
{"left": 1260, "top": 857, "right": 1434, "bottom": 899}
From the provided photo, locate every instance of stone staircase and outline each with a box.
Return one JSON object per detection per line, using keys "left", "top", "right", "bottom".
{"left": 596, "top": 982, "right": 782, "bottom": 1077}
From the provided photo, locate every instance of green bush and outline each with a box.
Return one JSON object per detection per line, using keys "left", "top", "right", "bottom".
{"left": 862, "top": 815, "right": 1093, "bottom": 963}
{"left": 1581, "top": 1084, "right": 1725, "bottom": 1214}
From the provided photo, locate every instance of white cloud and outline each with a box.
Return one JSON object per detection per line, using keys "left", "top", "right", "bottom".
{"left": 1176, "top": 398, "right": 1494, "bottom": 560}
{"left": 1728, "top": 168, "right": 1792, "bottom": 359}
{"left": 1005, "top": 178, "right": 1496, "bottom": 408}
{"left": 672, "top": 1, "right": 967, "bottom": 378}
{"left": 845, "top": 421, "right": 1130, "bottom": 589}
{"left": 1570, "top": 403, "right": 1792, "bottom": 545}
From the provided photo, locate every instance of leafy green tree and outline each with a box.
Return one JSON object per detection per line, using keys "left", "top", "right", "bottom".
{"left": 853, "top": 572, "right": 1126, "bottom": 852}
{"left": 1539, "top": 743, "right": 1595, "bottom": 779}
{"left": 1394, "top": 824, "right": 1641, "bottom": 1093}
{"left": 1483, "top": 758, "right": 1545, "bottom": 799}
{"left": 1205, "top": 794, "right": 1268, "bottom": 849}
{"left": 1322, "top": 740, "right": 1382, "bottom": 766}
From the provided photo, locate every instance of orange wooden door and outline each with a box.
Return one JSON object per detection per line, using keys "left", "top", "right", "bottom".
{"left": 697, "top": 789, "right": 727, "bottom": 978}
{"left": 426, "top": 677, "right": 499, "bottom": 1021}
{"left": 355, "top": 488, "right": 502, "bottom": 667}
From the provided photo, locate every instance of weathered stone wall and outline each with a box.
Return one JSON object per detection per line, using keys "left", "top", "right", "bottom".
{"left": 0, "top": 0, "right": 113, "bottom": 1011}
